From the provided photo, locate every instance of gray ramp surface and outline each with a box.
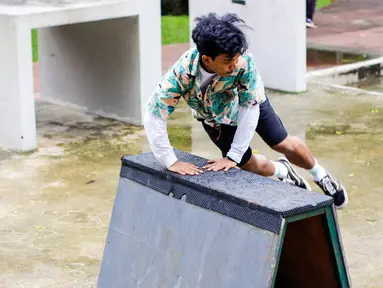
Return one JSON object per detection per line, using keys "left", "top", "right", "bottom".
{"left": 98, "top": 179, "right": 282, "bottom": 288}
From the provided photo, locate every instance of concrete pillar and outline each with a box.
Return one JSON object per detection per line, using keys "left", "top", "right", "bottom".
{"left": 189, "top": 0, "right": 307, "bottom": 93}
{"left": 0, "top": 16, "right": 36, "bottom": 151}
{"left": 137, "top": 0, "right": 162, "bottom": 123}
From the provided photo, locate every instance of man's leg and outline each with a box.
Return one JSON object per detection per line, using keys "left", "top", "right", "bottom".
{"left": 273, "top": 136, "right": 315, "bottom": 169}
{"left": 306, "top": 0, "right": 318, "bottom": 28}
{"left": 256, "top": 97, "right": 348, "bottom": 209}
{"left": 201, "top": 122, "right": 272, "bottom": 176}
{"left": 200, "top": 121, "right": 307, "bottom": 188}
{"left": 307, "top": 0, "right": 316, "bottom": 21}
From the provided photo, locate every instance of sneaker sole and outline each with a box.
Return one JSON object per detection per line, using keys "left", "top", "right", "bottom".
{"left": 278, "top": 158, "right": 312, "bottom": 191}
{"left": 335, "top": 185, "right": 349, "bottom": 209}
{"left": 306, "top": 23, "right": 318, "bottom": 28}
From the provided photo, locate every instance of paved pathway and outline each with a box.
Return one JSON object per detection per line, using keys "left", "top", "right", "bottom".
{"left": 308, "top": 0, "right": 383, "bottom": 56}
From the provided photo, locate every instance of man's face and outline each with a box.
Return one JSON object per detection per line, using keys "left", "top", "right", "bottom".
{"left": 202, "top": 54, "right": 240, "bottom": 77}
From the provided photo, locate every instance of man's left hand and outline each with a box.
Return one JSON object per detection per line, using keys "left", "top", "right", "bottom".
{"left": 203, "top": 157, "right": 237, "bottom": 172}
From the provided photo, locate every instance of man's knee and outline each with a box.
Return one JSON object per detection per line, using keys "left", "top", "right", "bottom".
{"left": 272, "top": 135, "right": 300, "bottom": 154}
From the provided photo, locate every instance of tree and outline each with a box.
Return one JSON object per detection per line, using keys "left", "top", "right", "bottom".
{"left": 162, "top": 0, "right": 189, "bottom": 15}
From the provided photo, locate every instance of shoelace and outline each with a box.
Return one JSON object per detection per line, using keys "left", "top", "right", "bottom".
{"left": 321, "top": 177, "right": 337, "bottom": 195}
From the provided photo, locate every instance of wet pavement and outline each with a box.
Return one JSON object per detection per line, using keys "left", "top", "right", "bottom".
{"left": 306, "top": 48, "right": 373, "bottom": 71}
{"left": 349, "top": 77, "right": 383, "bottom": 93}
{"left": 1, "top": 83, "right": 383, "bottom": 287}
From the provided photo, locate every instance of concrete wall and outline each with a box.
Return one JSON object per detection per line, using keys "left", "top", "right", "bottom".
{"left": 189, "top": 0, "right": 307, "bottom": 93}
{"left": 0, "top": 15, "right": 36, "bottom": 151}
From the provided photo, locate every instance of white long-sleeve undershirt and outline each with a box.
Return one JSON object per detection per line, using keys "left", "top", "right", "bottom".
{"left": 143, "top": 104, "right": 260, "bottom": 167}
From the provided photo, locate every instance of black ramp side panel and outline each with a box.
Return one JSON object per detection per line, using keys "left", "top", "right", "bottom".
{"left": 98, "top": 178, "right": 282, "bottom": 288}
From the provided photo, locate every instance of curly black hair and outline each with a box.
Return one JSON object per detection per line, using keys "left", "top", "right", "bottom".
{"left": 191, "top": 13, "right": 249, "bottom": 60}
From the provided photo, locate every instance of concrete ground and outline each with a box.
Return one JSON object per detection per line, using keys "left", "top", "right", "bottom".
{"left": 1, "top": 83, "right": 383, "bottom": 287}
{"left": 6, "top": 3, "right": 383, "bottom": 285}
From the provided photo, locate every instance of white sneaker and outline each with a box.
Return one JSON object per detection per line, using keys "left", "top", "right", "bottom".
{"left": 306, "top": 19, "right": 318, "bottom": 28}
{"left": 277, "top": 158, "right": 312, "bottom": 191}
{"left": 315, "top": 172, "right": 349, "bottom": 209}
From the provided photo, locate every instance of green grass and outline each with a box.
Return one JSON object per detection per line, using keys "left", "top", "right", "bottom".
{"left": 161, "top": 15, "right": 190, "bottom": 45}
{"left": 32, "top": 29, "right": 38, "bottom": 62}
{"left": 317, "top": 0, "right": 332, "bottom": 9}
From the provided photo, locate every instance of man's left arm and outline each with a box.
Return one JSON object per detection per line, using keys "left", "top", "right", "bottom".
{"left": 226, "top": 105, "right": 260, "bottom": 164}
{"left": 227, "top": 53, "right": 265, "bottom": 164}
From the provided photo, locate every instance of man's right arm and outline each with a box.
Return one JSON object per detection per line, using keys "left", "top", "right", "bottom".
{"left": 143, "top": 110, "right": 177, "bottom": 168}
{"left": 144, "top": 58, "right": 203, "bottom": 175}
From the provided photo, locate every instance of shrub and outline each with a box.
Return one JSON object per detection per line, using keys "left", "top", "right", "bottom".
{"left": 162, "top": 0, "right": 189, "bottom": 16}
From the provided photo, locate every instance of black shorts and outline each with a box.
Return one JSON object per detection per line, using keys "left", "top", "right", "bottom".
{"left": 202, "top": 96, "right": 288, "bottom": 167}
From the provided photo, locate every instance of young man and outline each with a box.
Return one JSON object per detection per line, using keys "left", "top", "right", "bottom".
{"left": 144, "top": 13, "right": 347, "bottom": 209}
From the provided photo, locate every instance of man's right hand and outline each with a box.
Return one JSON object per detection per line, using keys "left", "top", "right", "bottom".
{"left": 168, "top": 161, "right": 203, "bottom": 176}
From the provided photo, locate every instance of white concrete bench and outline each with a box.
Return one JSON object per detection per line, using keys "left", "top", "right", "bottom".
{"left": 0, "top": 0, "right": 161, "bottom": 151}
